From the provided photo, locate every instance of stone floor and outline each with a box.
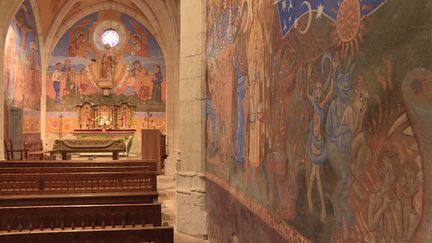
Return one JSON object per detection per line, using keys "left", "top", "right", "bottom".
{"left": 157, "top": 175, "right": 208, "bottom": 243}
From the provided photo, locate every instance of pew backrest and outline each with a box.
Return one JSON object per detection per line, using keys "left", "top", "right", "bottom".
{"left": 0, "top": 172, "right": 157, "bottom": 195}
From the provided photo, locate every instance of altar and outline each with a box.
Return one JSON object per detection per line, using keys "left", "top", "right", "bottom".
{"left": 72, "top": 99, "right": 136, "bottom": 157}
{"left": 73, "top": 129, "right": 135, "bottom": 156}
{"left": 53, "top": 139, "right": 126, "bottom": 160}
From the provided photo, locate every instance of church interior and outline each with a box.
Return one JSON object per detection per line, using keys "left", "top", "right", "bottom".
{"left": 1, "top": 0, "right": 432, "bottom": 242}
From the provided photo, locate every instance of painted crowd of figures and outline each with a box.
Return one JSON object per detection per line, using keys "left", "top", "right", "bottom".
{"left": 206, "top": 0, "right": 426, "bottom": 242}
{"left": 50, "top": 59, "right": 162, "bottom": 104}
{"left": 47, "top": 12, "right": 165, "bottom": 111}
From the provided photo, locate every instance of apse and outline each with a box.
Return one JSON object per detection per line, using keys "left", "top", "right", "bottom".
{"left": 45, "top": 10, "right": 166, "bottom": 154}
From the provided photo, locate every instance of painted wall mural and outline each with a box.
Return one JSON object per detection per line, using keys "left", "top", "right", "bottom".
{"left": 206, "top": 0, "right": 432, "bottom": 242}
{"left": 3, "top": 0, "right": 41, "bottom": 134}
{"left": 47, "top": 10, "right": 166, "bottom": 112}
{"left": 45, "top": 11, "right": 166, "bottom": 151}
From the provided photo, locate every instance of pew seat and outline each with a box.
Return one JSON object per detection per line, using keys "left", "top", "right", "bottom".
{"left": 0, "top": 191, "right": 159, "bottom": 206}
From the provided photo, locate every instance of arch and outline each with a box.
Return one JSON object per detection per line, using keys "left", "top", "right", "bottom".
{"left": 45, "top": 2, "right": 167, "bottom": 61}
{"left": 0, "top": 0, "right": 23, "bottom": 159}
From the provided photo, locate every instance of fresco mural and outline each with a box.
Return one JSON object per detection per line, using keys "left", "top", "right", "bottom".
{"left": 3, "top": 0, "right": 41, "bottom": 134}
{"left": 206, "top": 0, "right": 432, "bottom": 242}
{"left": 47, "top": 11, "right": 166, "bottom": 112}
{"left": 45, "top": 11, "right": 166, "bottom": 151}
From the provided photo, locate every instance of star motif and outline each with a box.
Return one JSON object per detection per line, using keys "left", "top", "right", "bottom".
{"left": 316, "top": 4, "right": 324, "bottom": 19}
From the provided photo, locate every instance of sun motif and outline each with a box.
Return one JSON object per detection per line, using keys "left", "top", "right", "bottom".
{"left": 331, "top": 0, "right": 366, "bottom": 58}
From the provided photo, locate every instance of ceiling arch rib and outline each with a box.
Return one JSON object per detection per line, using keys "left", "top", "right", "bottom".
{"left": 44, "top": 0, "right": 79, "bottom": 52}
{"left": 131, "top": 0, "right": 168, "bottom": 53}
{"left": 45, "top": 1, "right": 168, "bottom": 60}
{"left": 132, "top": 0, "right": 179, "bottom": 61}
{"left": 28, "top": 0, "right": 45, "bottom": 48}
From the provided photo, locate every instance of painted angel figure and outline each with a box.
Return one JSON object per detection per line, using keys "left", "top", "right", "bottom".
{"left": 128, "top": 19, "right": 149, "bottom": 56}
{"left": 68, "top": 19, "right": 92, "bottom": 58}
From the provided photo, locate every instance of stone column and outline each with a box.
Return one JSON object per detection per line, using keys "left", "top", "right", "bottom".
{"left": 0, "top": 27, "right": 5, "bottom": 160}
{"left": 176, "top": 0, "right": 207, "bottom": 238}
{"left": 164, "top": 54, "right": 180, "bottom": 177}
{"left": 40, "top": 47, "right": 48, "bottom": 146}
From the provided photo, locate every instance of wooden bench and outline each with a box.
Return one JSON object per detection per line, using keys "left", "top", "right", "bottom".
{"left": 0, "top": 159, "right": 157, "bottom": 171}
{"left": 0, "top": 172, "right": 157, "bottom": 195}
{"left": 0, "top": 192, "right": 159, "bottom": 206}
{"left": 0, "top": 160, "right": 172, "bottom": 243}
{"left": 0, "top": 226, "right": 174, "bottom": 243}
{"left": 0, "top": 203, "right": 162, "bottom": 232}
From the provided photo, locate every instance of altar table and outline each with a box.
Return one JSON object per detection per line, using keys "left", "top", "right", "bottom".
{"left": 52, "top": 139, "right": 127, "bottom": 160}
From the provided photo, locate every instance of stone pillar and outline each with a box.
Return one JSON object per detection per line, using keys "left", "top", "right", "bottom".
{"left": 176, "top": 0, "right": 207, "bottom": 238}
{"left": 40, "top": 47, "right": 48, "bottom": 145}
{"left": 0, "top": 26, "right": 5, "bottom": 160}
{"left": 164, "top": 54, "right": 180, "bottom": 177}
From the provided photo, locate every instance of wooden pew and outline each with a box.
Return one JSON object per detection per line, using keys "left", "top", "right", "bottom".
{"left": 0, "top": 160, "right": 173, "bottom": 243}
{"left": 0, "top": 160, "right": 157, "bottom": 169}
{"left": 0, "top": 192, "right": 158, "bottom": 206}
{"left": 0, "top": 172, "right": 157, "bottom": 195}
{"left": 0, "top": 165, "right": 156, "bottom": 174}
{"left": 0, "top": 226, "right": 174, "bottom": 243}
{"left": 0, "top": 203, "right": 162, "bottom": 232}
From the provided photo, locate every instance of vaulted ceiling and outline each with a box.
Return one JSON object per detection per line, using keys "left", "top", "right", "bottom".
{"left": 32, "top": 0, "right": 179, "bottom": 57}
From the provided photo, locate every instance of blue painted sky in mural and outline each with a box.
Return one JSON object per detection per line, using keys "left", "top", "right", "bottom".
{"left": 276, "top": 0, "right": 387, "bottom": 38}
{"left": 50, "top": 12, "right": 164, "bottom": 72}
{"left": 52, "top": 13, "right": 98, "bottom": 57}
{"left": 120, "top": 14, "right": 163, "bottom": 57}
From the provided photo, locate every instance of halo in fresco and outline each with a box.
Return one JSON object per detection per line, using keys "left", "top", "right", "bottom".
{"left": 91, "top": 20, "right": 128, "bottom": 52}
{"left": 101, "top": 29, "right": 120, "bottom": 48}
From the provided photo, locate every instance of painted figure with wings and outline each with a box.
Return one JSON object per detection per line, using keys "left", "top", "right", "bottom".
{"left": 127, "top": 19, "right": 149, "bottom": 57}
{"left": 69, "top": 19, "right": 92, "bottom": 58}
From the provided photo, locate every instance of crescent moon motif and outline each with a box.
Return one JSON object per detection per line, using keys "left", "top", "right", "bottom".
{"left": 299, "top": 1, "right": 313, "bottom": 34}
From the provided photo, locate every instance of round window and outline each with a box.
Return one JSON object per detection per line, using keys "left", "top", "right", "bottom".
{"left": 101, "top": 29, "right": 119, "bottom": 47}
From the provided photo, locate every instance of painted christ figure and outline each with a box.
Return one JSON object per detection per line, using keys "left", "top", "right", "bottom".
{"left": 101, "top": 44, "right": 116, "bottom": 82}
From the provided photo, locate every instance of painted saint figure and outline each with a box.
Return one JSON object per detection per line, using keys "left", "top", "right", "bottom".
{"left": 306, "top": 63, "right": 334, "bottom": 222}
{"left": 233, "top": 2, "right": 249, "bottom": 163}
{"left": 64, "top": 59, "right": 77, "bottom": 95}
{"left": 52, "top": 63, "right": 63, "bottom": 104}
{"left": 151, "top": 65, "right": 163, "bottom": 103}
